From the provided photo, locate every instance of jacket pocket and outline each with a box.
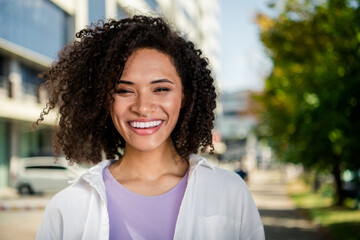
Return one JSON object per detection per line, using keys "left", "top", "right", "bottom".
{"left": 196, "top": 215, "right": 240, "bottom": 240}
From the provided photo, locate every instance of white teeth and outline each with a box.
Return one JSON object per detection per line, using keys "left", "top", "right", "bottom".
{"left": 130, "top": 121, "right": 162, "bottom": 129}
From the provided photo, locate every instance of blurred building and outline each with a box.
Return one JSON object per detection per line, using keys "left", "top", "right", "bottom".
{"left": 0, "top": 0, "right": 220, "bottom": 188}
{"left": 217, "top": 90, "right": 274, "bottom": 170}
{"left": 217, "top": 91, "right": 258, "bottom": 161}
{"left": 218, "top": 91, "right": 257, "bottom": 139}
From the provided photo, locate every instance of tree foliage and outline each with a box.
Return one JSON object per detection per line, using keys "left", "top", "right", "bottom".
{"left": 256, "top": 0, "right": 360, "bottom": 204}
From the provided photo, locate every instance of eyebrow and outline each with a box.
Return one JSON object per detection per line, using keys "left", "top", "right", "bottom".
{"left": 151, "top": 79, "right": 174, "bottom": 85}
{"left": 117, "top": 80, "right": 134, "bottom": 85}
{"left": 117, "top": 79, "right": 174, "bottom": 85}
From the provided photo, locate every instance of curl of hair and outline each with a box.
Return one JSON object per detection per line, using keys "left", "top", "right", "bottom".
{"left": 35, "top": 15, "right": 217, "bottom": 164}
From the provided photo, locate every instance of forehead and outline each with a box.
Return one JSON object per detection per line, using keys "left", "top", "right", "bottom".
{"left": 119, "top": 48, "right": 182, "bottom": 87}
{"left": 127, "top": 48, "right": 171, "bottom": 60}
{"left": 123, "top": 48, "right": 175, "bottom": 73}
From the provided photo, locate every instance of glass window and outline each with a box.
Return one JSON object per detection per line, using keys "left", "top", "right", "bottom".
{"left": 89, "top": 0, "right": 106, "bottom": 24}
{"left": 145, "top": 0, "right": 158, "bottom": 10}
{"left": 224, "top": 111, "right": 239, "bottom": 117}
{"left": 0, "top": 0, "right": 72, "bottom": 59}
{"left": 0, "top": 55, "right": 4, "bottom": 87}
{"left": 20, "top": 63, "right": 42, "bottom": 97}
{"left": 0, "top": 55, "right": 4, "bottom": 76}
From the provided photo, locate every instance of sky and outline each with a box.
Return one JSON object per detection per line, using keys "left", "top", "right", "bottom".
{"left": 220, "top": 0, "right": 273, "bottom": 93}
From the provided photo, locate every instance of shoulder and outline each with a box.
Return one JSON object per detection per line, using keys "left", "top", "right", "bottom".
{"left": 45, "top": 178, "right": 93, "bottom": 215}
{"left": 213, "top": 166, "right": 244, "bottom": 183}
{"left": 202, "top": 166, "right": 248, "bottom": 196}
{"left": 36, "top": 179, "right": 94, "bottom": 239}
{"left": 191, "top": 155, "right": 246, "bottom": 193}
{"left": 37, "top": 160, "right": 112, "bottom": 239}
{"left": 187, "top": 156, "right": 263, "bottom": 231}
{"left": 45, "top": 159, "right": 112, "bottom": 213}
{"left": 190, "top": 155, "right": 259, "bottom": 210}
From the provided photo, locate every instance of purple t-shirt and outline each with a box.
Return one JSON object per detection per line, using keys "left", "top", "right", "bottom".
{"left": 103, "top": 167, "right": 188, "bottom": 240}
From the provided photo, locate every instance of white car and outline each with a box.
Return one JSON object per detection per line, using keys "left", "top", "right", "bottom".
{"left": 11, "top": 156, "right": 89, "bottom": 195}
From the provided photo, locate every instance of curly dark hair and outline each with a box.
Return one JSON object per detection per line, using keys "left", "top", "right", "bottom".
{"left": 35, "top": 15, "right": 217, "bottom": 164}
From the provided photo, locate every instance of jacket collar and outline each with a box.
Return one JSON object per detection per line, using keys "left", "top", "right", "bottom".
{"left": 82, "top": 154, "right": 214, "bottom": 178}
{"left": 81, "top": 160, "right": 113, "bottom": 202}
{"left": 189, "top": 154, "right": 215, "bottom": 170}
{"left": 80, "top": 154, "right": 214, "bottom": 201}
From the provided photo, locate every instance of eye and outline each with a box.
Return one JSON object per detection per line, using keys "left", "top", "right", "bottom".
{"left": 154, "top": 87, "right": 170, "bottom": 92}
{"left": 115, "top": 89, "right": 134, "bottom": 94}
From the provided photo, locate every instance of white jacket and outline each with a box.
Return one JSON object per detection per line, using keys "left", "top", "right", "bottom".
{"left": 36, "top": 154, "right": 265, "bottom": 240}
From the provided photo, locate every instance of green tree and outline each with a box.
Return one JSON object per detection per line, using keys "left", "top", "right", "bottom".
{"left": 256, "top": 0, "right": 360, "bottom": 205}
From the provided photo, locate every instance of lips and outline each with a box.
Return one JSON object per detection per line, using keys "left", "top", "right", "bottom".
{"left": 127, "top": 119, "right": 164, "bottom": 135}
{"left": 129, "top": 120, "right": 163, "bottom": 129}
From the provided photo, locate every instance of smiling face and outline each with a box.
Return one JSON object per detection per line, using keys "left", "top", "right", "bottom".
{"left": 110, "top": 48, "right": 183, "bottom": 154}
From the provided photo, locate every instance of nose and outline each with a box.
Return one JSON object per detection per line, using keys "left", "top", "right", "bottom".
{"left": 130, "top": 92, "right": 156, "bottom": 116}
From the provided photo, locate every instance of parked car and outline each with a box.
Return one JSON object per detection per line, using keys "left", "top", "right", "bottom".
{"left": 11, "top": 156, "right": 89, "bottom": 195}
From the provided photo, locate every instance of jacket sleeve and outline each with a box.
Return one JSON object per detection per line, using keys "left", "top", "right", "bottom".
{"left": 36, "top": 197, "right": 64, "bottom": 240}
{"left": 237, "top": 177, "right": 265, "bottom": 240}
{"left": 244, "top": 225, "right": 265, "bottom": 240}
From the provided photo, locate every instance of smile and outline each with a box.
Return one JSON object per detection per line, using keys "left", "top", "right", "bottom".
{"left": 129, "top": 120, "right": 163, "bottom": 129}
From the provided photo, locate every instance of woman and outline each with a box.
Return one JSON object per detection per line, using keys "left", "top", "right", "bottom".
{"left": 36, "top": 15, "right": 264, "bottom": 240}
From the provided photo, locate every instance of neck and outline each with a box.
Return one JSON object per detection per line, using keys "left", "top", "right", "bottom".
{"left": 111, "top": 139, "right": 187, "bottom": 180}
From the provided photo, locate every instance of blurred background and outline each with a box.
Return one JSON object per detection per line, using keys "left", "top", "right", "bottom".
{"left": 0, "top": 0, "right": 359, "bottom": 239}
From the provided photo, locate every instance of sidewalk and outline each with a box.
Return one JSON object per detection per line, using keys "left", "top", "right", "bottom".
{"left": 0, "top": 188, "right": 48, "bottom": 240}
{"left": 248, "top": 170, "right": 324, "bottom": 240}
{"left": 0, "top": 187, "right": 51, "bottom": 211}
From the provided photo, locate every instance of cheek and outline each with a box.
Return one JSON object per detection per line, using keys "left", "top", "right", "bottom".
{"left": 110, "top": 101, "right": 125, "bottom": 130}
{"left": 164, "top": 95, "right": 183, "bottom": 116}
{"left": 111, "top": 98, "right": 125, "bottom": 116}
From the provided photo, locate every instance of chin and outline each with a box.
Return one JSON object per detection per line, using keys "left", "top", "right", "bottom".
{"left": 126, "top": 141, "right": 167, "bottom": 153}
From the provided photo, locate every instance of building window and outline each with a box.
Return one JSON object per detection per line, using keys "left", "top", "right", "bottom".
{"left": 0, "top": 55, "right": 4, "bottom": 76}
{"left": 145, "top": 0, "right": 158, "bottom": 10}
{"left": 224, "top": 111, "right": 239, "bottom": 117}
{"left": 0, "top": 55, "right": 4, "bottom": 88}
{"left": 20, "top": 64, "right": 42, "bottom": 99}
{"left": 0, "top": 0, "right": 72, "bottom": 59}
{"left": 89, "top": 0, "right": 106, "bottom": 24}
